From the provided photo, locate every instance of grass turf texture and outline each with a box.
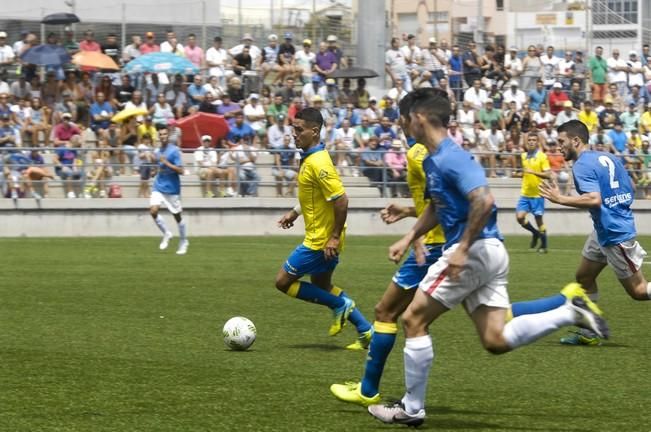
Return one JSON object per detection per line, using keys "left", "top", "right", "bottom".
{"left": 1, "top": 236, "right": 650, "bottom": 432}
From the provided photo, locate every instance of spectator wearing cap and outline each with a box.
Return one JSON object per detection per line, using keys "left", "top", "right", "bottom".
{"left": 194, "top": 135, "right": 225, "bottom": 198}
{"left": 260, "top": 34, "right": 283, "bottom": 84}
{"left": 315, "top": 41, "right": 338, "bottom": 80}
{"left": 588, "top": 46, "right": 608, "bottom": 103}
{"left": 421, "top": 37, "right": 447, "bottom": 84}
{"left": 302, "top": 75, "right": 321, "bottom": 105}
{"left": 554, "top": 100, "right": 578, "bottom": 126}
{"left": 326, "top": 34, "right": 346, "bottom": 68}
{"left": 136, "top": 115, "right": 158, "bottom": 142}
{"left": 123, "top": 35, "right": 142, "bottom": 63}
{"left": 206, "top": 37, "right": 229, "bottom": 88}
{"left": 620, "top": 102, "right": 640, "bottom": 133}
{"left": 295, "top": 39, "right": 316, "bottom": 84}
{"left": 627, "top": 51, "right": 645, "bottom": 88}
{"left": 548, "top": 82, "right": 569, "bottom": 116}
{"left": 318, "top": 78, "right": 340, "bottom": 107}
{"left": 557, "top": 51, "right": 575, "bottom": 89}
{"left": 503, "top": 80, "right": 526, "bottom": 111}
{"left": 272, "top": 134, "right": 298, "bottom": 197}
{"left": 504, "top": 46, "right": 523, "bottom": 82}
{"left": 243, "top": 94, "right": 267, "bottom": 145}
{"left": 160, "top": 30, "right": 184, "bottom": 54}
{"left": 229, "top": 34, "right": 262, "bottom": 65}
{"left": 363, "top": 96, "right": 382, "bottom": 123}
{"left": 79, "top": 30, "right": 101, "bottom": 53}
{"left": 607, "top": 48, "right": 629, "bottom": 97}
{"left": 0, "top": 32, "right": 15, "bottom": 66}
{"left": 268, "top": 114, "right": 293, "bottom": 150}
{"left": 385, "top": 37, "right": 411, "bottom": 92}
{"left": 599, "top": 96, "right": 620, "bottom": 130}
{"left": 140, "top": 32, "right": 160, "bottom": 54}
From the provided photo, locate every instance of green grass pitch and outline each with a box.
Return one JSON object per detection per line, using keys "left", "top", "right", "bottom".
{"left": 1, "top": 236, "right": 650, "bottom": 431}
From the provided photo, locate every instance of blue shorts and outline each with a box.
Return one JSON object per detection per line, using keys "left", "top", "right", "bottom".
{"left": 392, "top": 244, "right": 444, "bottom": 289}
{"left": 283, "top": 244, "right": 338, "bottom": 277}
{"left": 516, "top": 196, "right": 545, "bottom": 216}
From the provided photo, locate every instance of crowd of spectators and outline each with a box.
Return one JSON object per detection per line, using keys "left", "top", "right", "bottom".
{"left": 1, "top": 28, "right": 651, "bottom": 199}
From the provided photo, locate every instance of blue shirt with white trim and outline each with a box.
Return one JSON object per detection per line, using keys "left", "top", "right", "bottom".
{"left": 153, "top": 144, "right": 182, "bottom": 195}
{"left": 423, "top": 138, "right": 502, "bottom": 247}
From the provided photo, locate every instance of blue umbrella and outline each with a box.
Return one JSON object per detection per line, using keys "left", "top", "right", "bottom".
{"left": 21, "top": 44, "right": 70, "bottom": 66}
{"left": 124, "top": 52, "right": 199, "bottom": 75}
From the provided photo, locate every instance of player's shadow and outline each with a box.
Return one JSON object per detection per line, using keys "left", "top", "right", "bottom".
{"left": 286, "top": 343, "right": 345, "bottom": 351}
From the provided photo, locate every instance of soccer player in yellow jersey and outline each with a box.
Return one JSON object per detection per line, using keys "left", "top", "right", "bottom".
{"left": 276, "top": 107, "right": 372, "bottom": 346}
{"left": 330, "top": 90, "right": 446, "bottom": 406}
{"left": 517, "top": 133, "right": 552, "bottom": 253}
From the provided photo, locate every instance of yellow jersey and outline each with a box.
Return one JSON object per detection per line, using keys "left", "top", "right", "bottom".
{"left": 298, "top": 148, "right": 346, "bottom": 250}
{"left": 520, "top": 151, "right": 550, "bottom": 197}
{"left": 578, "top": 110, "right": 599, "bottom": 134}
{"left": 640, "top": 111, "right": 651, "bottom": 134}
{"left": 406, "top": 143, "right": 445, "bottom": 245}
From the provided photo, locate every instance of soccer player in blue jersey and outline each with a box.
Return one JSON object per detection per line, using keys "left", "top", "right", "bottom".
{"left": 541, "top": 119, "right": 651, "bottom": 345}
{"left": 149, "top": 125, "right": 189, "bottom": 255}
{"left": 367, "top": 89, "right": 609, "bottom": 427}
{"left": 276, "top": 107, "right": 371, "bottom": 345}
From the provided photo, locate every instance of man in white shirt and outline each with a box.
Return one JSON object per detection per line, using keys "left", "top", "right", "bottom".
{"left": 122, "top": 35, "right": 142, "bottom": 63}
{"left": 160, "top": 31, "right": 184, "bottom": 54}
{"left": 206, "top": 36, "right": 229, "bottom": 88}
{"left": 295, "top": 39, "right": 316, "bottom": 83}
{"left": 268, "top": 114, "right": 294, "bottom": 149}
{"left": 12, "top": 30, "right": 29, "bottom": 56}
{"left": 626, "top": 51, "right": 645, "bottom": 88}
{"left": 400, "top": 34, "right": 421, "bottom": 75}
{"left": 229, "top": 34, "right": 262, "bottom": 68}
{"left": 480, "top": 120, "right": 503, "bottom": 177}
{"left": 502, "top": 80, "right": 526, "bottom": 111}
{"left": 385, "top": 37, "right": 411, "bottom": 91}
{"left": 607, "top": 49, "right": 629, "bottom": 96}
{"left": 243, "top": 94, "right": 267, "bottom": 143}
{"left": 554, "top": 100, "right": 578, "bottom": 126}
{"left": 334, "top": 118, "right": 357, "bottom": 174}
{"left": 463, "top": 79, "right": 488, "bottom": 110}
{"left": 540, "top": 45, "right": 561, "bottom": 89}
{"left": 557, "top": 51, "right": 575, "bottom": 88}
{"left": 504, "top": 46, "right": 522, "bottom": 82}
{"left": 0, "top": 32, "right": 15, "bottom": 66}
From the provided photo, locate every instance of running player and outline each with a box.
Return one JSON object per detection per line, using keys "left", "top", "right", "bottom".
{"left": 276, "top": 107, "right": 371, "bottom": 345}
{"left": 541, "top": 119, "right": 651, "bottom": 345}
{"left": 367, "top": 89, "right": 608, "bottom": 427}
{"left": 149, "top": 125, "right": 189, "bottom": 255}
{"left": 517, "top": 133, "right": 552, "bottom": 253}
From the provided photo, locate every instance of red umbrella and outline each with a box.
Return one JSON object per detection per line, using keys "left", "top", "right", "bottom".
{"left": 176, "top": 112, "right": 230, "bottom": 149}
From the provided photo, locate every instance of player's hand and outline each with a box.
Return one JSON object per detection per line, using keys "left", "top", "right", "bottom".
{"left": 446, "top": 246, "right": 468, "bottom": 281}
{"left": 277, "top": 210, "right": 298, "bottom": 229}
{"left": 389, "top": 235, "right": 411, "bottom": 264}
{"left": 539, "top": 178, "right": 561, "bottom": 203}
{"left": 324, "top": 236, "right": 340, "bottom": 260}
{"left": 159, "top": 155, "right": 168, "bottom": 164}
{"left": 413, "top": 237, "right": 428, "bottom": 266}
{"left": 381, "top": 203, "right": 406, "bottom": 224}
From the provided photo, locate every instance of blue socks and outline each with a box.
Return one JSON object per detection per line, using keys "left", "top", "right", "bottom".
{"left": 333, "top": 287, "right": 372, "bottom": 334}
{"left": 361, "top": 321, "right": 398, "bottom": 397}
{"left": 286, "top": 281, "right": 344, "bottom": 309}
{"left": 511, "top": 294, "right": 566, "bottom": 317}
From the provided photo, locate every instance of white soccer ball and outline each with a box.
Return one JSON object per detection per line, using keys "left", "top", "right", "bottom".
{"left": 557, "top": 171, "right": 570, "bottom": 184}
{"left": 222, "top": 316, "right": 257, "bottom": 351}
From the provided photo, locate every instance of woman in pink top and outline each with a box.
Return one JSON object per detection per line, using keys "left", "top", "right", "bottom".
{"left": 384, "top": 139, "right": 407, "bottom": 197}
{"left": 184, "top": 34, "right": 204, "bottom": 68}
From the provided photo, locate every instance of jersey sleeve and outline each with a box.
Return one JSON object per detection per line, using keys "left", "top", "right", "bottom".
{"left": 573, "top": 161, "right": 600, "bottom": 193}
{"left": 314, "top": 157, "right": 345, "bottom": 201}
{"left": 540, "top": 153, "right": 550, "bottom": 171}
{"left": 170, "top": 148, "right": 182, "bottom": 167}
{"left": 445, "top": 151, "right": 487, "bottom": 196}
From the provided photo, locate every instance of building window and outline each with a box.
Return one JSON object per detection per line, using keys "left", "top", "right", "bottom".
{"left": 496, "top": 0, "right": 504, "bottom": 11}
{"left": 398, "top": 13, "right": 419, "bottom": 36}
{"left": 428, "top": 11, "right": 449, "bottom": 22}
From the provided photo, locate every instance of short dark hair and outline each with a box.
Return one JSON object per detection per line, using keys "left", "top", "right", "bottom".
{"left": 557, "top": 119, "right": 589, "bottom": 145}
{"left": 156, "top": 124, "right": 169, "bottom": 131}
{"left": 188, "top": 33, "right": 196, "bottom": 38}
{"left": 399, "top": 88, "right": 447, "bottom": 119}
{"left": 295, "top": 107, "right": 324, "bottom": 129}
{"left": 214, "top": 36, "right": 222, "bottom": 42}
{"left": 408, "top": 88, "right": 451, "bottom": 128}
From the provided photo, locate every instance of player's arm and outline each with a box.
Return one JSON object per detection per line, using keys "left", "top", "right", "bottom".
{"left": 160, "top": 152, "right": 184, "bottom": 174}
{"left": 380, "top": 203, "right": 417, "bottom": 224}
{"left": 388, "top": 201, "right": 439, "bottom": 263}
{"left": 457, "top": 186, "right": 495, "bottom": 253}
{"left": 540, "top": 181, "right": 601, "bottom": 208}
{"left": 324, "top": 193, "right": 348, "bottom": 260}
{"left": 278, "top": 203, "right": 301, "bottom": 229}
{"left": 524, "top": 168, "right": 552, "bottom": 179}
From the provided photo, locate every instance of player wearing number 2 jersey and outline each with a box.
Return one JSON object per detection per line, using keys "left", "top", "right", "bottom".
{"left": 541, "top": 120, "right": 651, "bottom": 345}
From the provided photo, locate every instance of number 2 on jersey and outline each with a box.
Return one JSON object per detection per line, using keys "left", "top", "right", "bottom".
{"left": 598, "top": 155, "right": 620, "bottom": 189}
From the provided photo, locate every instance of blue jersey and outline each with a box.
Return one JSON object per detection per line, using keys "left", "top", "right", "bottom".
{"left": 423, "top": 138, "right": 502, "bottom": 247}
{"left": 153, "top": 144, "right": 182, "bottom": 195}
{"left": 572, "top": 150, "right": 636, "bottom": 246}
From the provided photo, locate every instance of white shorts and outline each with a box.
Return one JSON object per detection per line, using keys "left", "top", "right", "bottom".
{"left": 149, "top": 191, "right": 183, "bottom": 214}
{"left": 271, "top": 167, "right": 297, "bottom": 180}
{"left": 418, "top": 238, "right": 510, "bottom": 314}
{"left": 582, "top": 230, "right": 647, "bottom": 279}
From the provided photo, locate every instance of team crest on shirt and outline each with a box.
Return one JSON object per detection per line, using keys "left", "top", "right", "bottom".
{"left": 318, "top": 169, "right": 329, "bottom": 179}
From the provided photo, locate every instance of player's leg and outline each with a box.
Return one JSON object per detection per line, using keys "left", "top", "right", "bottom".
{"left": 274, "top": 247, "right": 353, "bottom": 334}
{"left": 150, "top": 192, "right": 173, "bottom": 249}
{"left": 516, "top": 197, "right": 540, "bottom": 248}
{"left": 310, "top": 271, "right": 370, "bottom": 338}
{"left": 604, "top": 239, "right": 651, "bottom": 301}
{"left": 533, "top": 198, "right": 547, "bottom": 252}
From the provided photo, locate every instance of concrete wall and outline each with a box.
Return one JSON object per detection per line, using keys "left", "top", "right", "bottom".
{"left": 3, "top": 198, "right": 651, "bottom": 237}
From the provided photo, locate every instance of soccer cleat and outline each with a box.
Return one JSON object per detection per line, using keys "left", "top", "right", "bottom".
{"left": 159, "top": 231, "right": 173, "bottom": 250}
{"left": 560, "top": 331, "right": 602, "bottom": 346}
{"left": 529, "top": 231, "right": 540, "bottom": 249}
{"left": 346, "top": 329, "right": 373, "bottom": 351}
{"left": 329, "top": 297, "right": 355, "bottom": 336}
{"left": 368, "top": 400, "right": 425, "bottom": 427}
{"left": 330, "top": 382, "right": 381, "bottom": 407}
{"left": 176, "top": 240, "right": 189, "bottom": 255}
{"left": 569, "top": 297, "right": 610, "bottom": 340}
{"left": 560, "top": 283, "right": 603, "bottom": 316}
{"left": 537, "top": 247, "right": 548, "bottom": 254}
